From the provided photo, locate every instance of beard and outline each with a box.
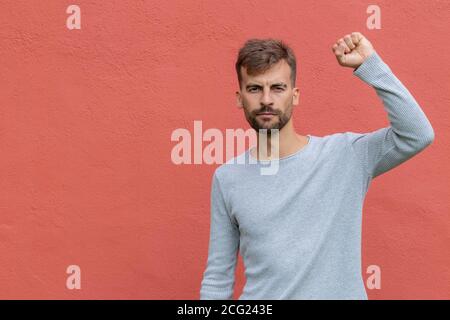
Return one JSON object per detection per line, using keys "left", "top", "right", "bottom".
{"left": 243, "top": 103, "right": 293, "bottom": 135}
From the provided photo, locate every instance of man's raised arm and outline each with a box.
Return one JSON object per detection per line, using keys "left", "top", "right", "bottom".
{"left": 332, "top": 32, "right": 435, "bottom": 179}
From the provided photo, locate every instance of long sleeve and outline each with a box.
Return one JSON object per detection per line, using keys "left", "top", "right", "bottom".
{"left": 345, "top": 51, "right": 435, "bottom": 179}
{"left": 200, "top": 172, "right": 240, "bottom": 300}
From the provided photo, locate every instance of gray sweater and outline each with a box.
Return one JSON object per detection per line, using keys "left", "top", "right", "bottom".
{"left": 199, "top": 52, "right": 435, "bottom": 300}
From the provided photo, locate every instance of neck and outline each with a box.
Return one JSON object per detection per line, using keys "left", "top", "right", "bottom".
{"left": 253, "top": 118, "right": 309, "bottom": 160}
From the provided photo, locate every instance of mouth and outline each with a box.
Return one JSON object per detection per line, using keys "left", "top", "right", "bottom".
{"left": 257, "top": 113, "right": 276, "bottom": 119}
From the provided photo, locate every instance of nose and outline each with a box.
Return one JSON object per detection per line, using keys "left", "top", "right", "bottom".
{"left": 260, "top": 87, "right": 274, "bottom": 107}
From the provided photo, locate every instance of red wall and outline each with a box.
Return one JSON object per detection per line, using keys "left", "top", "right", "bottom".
{"left": 0, "top": 0, "right": 448, "bottom": 299}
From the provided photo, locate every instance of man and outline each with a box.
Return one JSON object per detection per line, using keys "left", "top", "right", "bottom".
{"left": 199, "top": 32, "right": 435, "bottom": 299}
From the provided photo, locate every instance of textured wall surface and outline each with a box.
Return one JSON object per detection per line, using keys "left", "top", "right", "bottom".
{"left": 0, "top": 0, "right": 449, "bottom": 299}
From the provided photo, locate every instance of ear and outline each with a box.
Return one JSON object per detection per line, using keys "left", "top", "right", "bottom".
{"left": 236, "top": 90, "right": 243, "bottom": 109}
{"left": 292, "top": 87, "right": 300, "bottom": 106}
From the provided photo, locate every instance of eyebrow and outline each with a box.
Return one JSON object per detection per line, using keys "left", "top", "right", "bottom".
{"left": 245, "top": 83, "right": 288, "bottom": 90}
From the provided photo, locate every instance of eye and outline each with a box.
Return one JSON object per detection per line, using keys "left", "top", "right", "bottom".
{"left": 248, "top": 87, "right": 260, "bottom": 92}
{"left": 274, "top": 87, "right": 284, "bottom": 92}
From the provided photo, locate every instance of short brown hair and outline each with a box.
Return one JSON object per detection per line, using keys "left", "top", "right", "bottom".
{"left": 235, "top": 38, "right": 297, "bottom": 90}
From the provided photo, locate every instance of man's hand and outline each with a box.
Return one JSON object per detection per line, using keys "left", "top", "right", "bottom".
{"left": 332, "top": 32, "right": 375, "bottom": 69}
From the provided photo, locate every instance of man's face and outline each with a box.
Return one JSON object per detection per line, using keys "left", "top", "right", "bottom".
{"left": 236, "top": 59, "right": 299, "bottom": 133}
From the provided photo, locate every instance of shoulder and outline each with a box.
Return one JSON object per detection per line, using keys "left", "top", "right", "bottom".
{"left": 311, "top": 132, "right": 370, "bottom": 161}
{"left": 314, "top": 131, "right": 362, "bottom": 148}
{"left": 212, "top": 150, "right": 248, "bottom": 184}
